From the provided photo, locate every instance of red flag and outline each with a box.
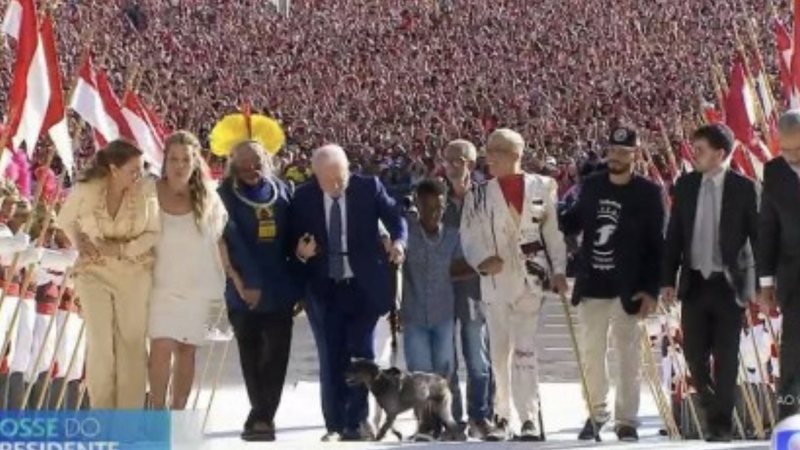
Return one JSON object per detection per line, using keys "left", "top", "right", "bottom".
{"left": 3, "top": 0, "right": 50, "bottom": 152}
{"left": 791, "top": 0, "right": 800, "bottom": 107}
{"left": 731, "top": 144, "right": 756, "bottom": 180}
{"left": 39, "top": 13, "right": 72, "bottom": 172}
{"left": 70, "top": 57, "right": 135, "bottom": 145}
{"left": 95, "top": 70, "right": 134, "bottom": 142}
{"left": 122, "top": 90, "right": 163, "bottom": 170}
{"left": 724, "top": 55, "right": 757, "bottom": 147}
{"left": 774, "top": 19, "right": 795, "bottom": 106}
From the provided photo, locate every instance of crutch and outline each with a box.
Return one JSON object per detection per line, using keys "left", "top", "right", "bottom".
{"left": 639, "top": 327, "right": 681, "bottom": 439}
{"left": 74, "top": 382, "right": 87, "bottom": 411}
{"left": 190, "top": 303, "right": 226, "bottom": 410}
{"left": 54, "top": 321, "right": 85, "bottom": 410}
{"left": 744, "top": 310, "right": 776, "bottom": 431}
{"left": 733, "top": 407, "right": 747, "bottom": 440}
{"left": 558, "top": 294, "right": 601, "bottom": 441}
{"left": 389, "top": 264, "right": 402, "bottom": 368}
{"left": 20, "top": 269, "right": 72, "bottom": 409}
{"left": 202, "top": 328, "right": 232, "bottom": 433}
{"left": 658, "top": 305, "right": 704, "bottom": 439}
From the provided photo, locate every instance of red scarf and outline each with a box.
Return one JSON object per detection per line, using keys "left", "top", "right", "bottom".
{"left": 498, "top": 174, "right": 524, "bottom": 215}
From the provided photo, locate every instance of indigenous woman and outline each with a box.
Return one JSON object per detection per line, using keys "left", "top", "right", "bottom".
{"left": 148, "top": 131, "right": 227, "bottom": 410}
{"left": 56, "top": 140, "right": 160, "bottom": 409}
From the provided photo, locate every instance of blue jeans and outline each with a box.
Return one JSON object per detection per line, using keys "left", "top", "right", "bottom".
{"left": 450, "top": 318, "right": 493, "bottom": 422}
{"left": 403, "top": 321, "right": 455, "bottom": 379}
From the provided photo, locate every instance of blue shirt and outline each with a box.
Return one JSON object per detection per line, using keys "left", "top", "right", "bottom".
{"left": 401, "top": 219, "right": 461, "bottom": 326}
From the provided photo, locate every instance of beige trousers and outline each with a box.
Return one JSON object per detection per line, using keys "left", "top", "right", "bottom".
{"left": 485, "top": 293, "right": 543, "bottom": 426}
{"left": 577, "top": 298, "right": 642, "bottom": 427}
{"left": 75, "top": 260, "right": 151, "bottom": 409}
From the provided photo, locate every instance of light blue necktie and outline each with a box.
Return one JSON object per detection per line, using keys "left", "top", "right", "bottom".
{"left": 328, "top": 197, "right": 345, "bottom": 280}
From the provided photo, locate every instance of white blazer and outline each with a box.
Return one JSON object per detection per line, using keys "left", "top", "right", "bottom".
{"left": 460, "top": 173, "right": 567, "bottom": 306}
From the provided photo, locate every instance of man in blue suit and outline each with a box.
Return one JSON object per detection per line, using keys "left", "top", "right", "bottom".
{"left": 290, "top": 144, "right": 407, "bottom": 442}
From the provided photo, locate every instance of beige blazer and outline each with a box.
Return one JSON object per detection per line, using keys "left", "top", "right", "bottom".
{"left": 56, "top": 178, "right": 161, "bottom": 270}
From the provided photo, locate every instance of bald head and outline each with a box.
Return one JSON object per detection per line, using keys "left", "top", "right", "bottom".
{"left": 312, "top": 144, "right": 350, "bottom": 196}
{"left": 442, "top": 139, "right": 477, "bottom": 185}
{"left": 779, "top": 110, "right": 800, "bottom": 164}
{"left": 443, "top": 139, "right": 477, "bottom": 162}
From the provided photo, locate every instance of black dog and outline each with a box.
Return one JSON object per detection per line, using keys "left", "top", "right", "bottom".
{"left": 345, "top": 358, "right": 465, "bottom": 442}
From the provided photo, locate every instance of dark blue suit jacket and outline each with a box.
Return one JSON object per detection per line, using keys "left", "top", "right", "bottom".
{"left": 289, "top": 174, "right": 407, "bottom": 316}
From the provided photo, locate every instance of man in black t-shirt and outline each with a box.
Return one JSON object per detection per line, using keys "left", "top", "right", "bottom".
{"left": 560, "top": 126, "right": 665, "bottom": 443}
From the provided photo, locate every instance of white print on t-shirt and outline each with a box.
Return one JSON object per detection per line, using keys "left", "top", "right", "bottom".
{"left": 592, "top": 199, "right": 622, "bottom": 271}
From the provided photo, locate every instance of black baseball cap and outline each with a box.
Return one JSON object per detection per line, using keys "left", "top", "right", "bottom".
{"left": 607, "top": 126, "right": 639, "bottom": 149}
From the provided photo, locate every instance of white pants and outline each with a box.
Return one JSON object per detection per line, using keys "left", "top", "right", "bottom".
{"left": 486, "top": 293, "right": 543, "bottom": 426}
{"left": 577, "top": 298, "right": 642, "bottom": 427}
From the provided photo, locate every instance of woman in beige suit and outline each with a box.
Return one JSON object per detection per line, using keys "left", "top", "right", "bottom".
{"left": 57, "top": 140, "right": 160, "bottom": 409}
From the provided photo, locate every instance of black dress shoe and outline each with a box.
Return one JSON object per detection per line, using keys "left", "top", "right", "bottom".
{"left": 241, "top": 421, "right": 275, "bottom": 442}
{"left": 705, "top": 430, "right": 732, "bottom": 442}
{"left": 578, "top": 418, "right": 605, "bottom": 441}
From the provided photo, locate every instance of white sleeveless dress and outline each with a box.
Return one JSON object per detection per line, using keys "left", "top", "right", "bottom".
{"left": 148, "top": 199, "right": 227, "bottom": 345}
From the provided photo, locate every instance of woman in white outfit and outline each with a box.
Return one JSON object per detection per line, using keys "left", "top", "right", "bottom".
{"left": 148, "top": 131, "right": 228, "bottom": 409}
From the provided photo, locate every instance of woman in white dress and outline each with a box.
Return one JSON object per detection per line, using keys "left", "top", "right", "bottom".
{"left": 148, "top": 131, "right": 228, "bottom": 409}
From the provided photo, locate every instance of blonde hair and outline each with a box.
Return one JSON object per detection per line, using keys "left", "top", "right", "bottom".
{"left": 162, "top": 130, "right": 212, "bottom": 230}
{"left": 487, "top": 128, "right": 525, "bottom": 156}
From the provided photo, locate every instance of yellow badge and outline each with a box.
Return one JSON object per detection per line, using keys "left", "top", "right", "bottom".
{"left": 257, "top": 207, "right": 277, "bottom": 241}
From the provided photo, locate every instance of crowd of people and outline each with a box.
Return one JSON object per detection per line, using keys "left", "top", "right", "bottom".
{"left": 0, "top": 0, "right": 798, "bottom": 446}
{"left": 0, "top": 0, "right": 792, "bottom": 188}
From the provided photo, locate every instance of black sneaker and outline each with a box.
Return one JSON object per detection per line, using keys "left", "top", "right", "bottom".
{"left": 486, "top": 417, "right": 509, "bottom": 441}
{"left": 578, "top": 418, "right": 605, "bottom": 441}
{"left": 516, "top": 420, "right": 544, "bottom": 441}
{"left": 615, "top": 425, "right": 638, "bottom": 442}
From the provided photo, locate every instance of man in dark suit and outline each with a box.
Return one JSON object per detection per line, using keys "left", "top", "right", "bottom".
{"left": 661, "top": 124, "right": 759, "bottom": 442}
{"left": 290, "top": 144, "right": 407, "bottom": 441}
{"left": 759, "top": 110, "right": 800, "bottom": 421}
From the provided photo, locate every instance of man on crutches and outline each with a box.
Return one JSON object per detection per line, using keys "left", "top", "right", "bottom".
{"left": 559, "top": 126, "right": 665, "bottom": 442}
{"left": 461, "top": 129, "right": 568, "bottom": 441}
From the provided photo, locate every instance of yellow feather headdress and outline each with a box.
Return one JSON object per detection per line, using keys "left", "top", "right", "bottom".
{"left": 209, "top": 111, "right": 285, "bottom": 157}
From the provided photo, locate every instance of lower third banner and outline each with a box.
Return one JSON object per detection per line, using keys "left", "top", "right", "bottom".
{"left": 0, "top": 410, "right": 171, "bottom": 450}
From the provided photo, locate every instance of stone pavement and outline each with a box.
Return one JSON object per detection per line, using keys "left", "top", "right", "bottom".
{"left": 181, "top": 303, "right": 772, "bottom": 449}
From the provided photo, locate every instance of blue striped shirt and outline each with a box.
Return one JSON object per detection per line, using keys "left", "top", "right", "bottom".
{"left": 401, "top": 220, "right": 461, "bottom": 326}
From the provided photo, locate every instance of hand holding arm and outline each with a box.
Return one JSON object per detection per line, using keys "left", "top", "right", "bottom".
{"left": 121, "top": 183, "right": 161, "bottom": 258}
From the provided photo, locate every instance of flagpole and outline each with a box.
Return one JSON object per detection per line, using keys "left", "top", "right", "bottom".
{"left": 0, "top": 171, "right": 65, "bottom": 373}
{"left": 744, "top": 15, "right": 780, "bottom": 116}
{"left": 733, "top": 24, "right": 773, "bottom": 150}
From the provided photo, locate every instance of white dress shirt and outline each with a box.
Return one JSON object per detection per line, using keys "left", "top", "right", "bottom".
{"left": 324, "top": 193, "right": 354, "bottom": 278}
